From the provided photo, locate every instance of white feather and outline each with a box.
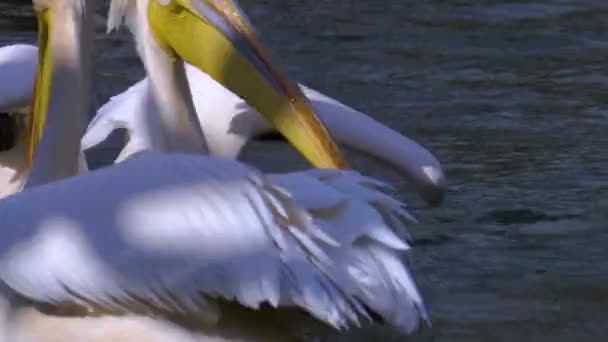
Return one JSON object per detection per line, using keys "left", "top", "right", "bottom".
{"left": 82, "top": 62, "right": 446, "bottom": 205}
{"left": 0, "top": 42, "right": 445, "bottom": 205}
{"left": 0, "top": 7, "right": 436, "bottom": 336}
{"left": 0, "top": 44, "right": 90, "bottom": 197}
{"left": 0, "top": 152, "right": 427, "bottom": 334}
{"left": 107, "top": 0, "right": 135, "bottom": 34}
{"left": 0, "top": 44, "right": 37, "bottom": 113}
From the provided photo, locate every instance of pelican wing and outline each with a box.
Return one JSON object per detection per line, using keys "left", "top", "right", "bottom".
{"left": 0, "top": 152, "right": 426, "bottom": 333}
{"left": 80, "top": 77, "right": 163, "bottom": 163}
{"left": 0, "top": 44, "right": 37, "bottom": 112}
{"left": 268, "top": 169, "right": 426, "bottom": 332}
{"left": 81, "top": 63, "right": 446, "bottom": 205}
{"left": 81, "top": 64, "right": 268, "bottom": 161}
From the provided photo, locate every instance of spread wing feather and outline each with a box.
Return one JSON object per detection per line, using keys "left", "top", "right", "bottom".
{"left": 0, "top": 152, "right": 426, "bottom": 334}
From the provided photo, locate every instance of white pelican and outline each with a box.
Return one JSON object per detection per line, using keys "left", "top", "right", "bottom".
{"left": 89, "top": 0, "right": 446, "bottom": 205}
{"left": 0, "top": 42, "right": 446, "bottom": 206}
{"left": 1, "top": 0, "right": 427, "bottom": 341}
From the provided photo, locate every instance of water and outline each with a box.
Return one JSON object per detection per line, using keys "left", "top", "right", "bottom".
{"left": 2, "top": 1, "right": 608, "bottom": 341}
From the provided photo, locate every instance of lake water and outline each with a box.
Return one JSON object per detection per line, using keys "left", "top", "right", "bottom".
{"left": 1, "top": 1, "right": 607, "bottom": 341}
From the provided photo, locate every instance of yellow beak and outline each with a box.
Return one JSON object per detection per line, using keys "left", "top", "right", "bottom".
{"left": 147, "top": 0, "right": 349, "bottom": 169}
{"left": 27, "top": 8, "right": 54, "bottom": 167}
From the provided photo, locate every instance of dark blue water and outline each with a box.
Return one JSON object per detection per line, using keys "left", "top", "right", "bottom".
{"left": 2, "top": 1, "right": 608, "bottom": 341}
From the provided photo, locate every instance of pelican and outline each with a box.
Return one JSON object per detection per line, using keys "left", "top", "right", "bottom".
{"left": 86, "top": 0, "right": 446, "bottom": 205}
{"left": 1, "top": 0, "right": 427, "bottom": 341}
{"left": 0, "top": 45, "right": 446, "bottom": 205}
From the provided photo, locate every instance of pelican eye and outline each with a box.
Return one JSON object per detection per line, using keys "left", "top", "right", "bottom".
{"left": 0, "top": 112, "right": 18, "bottom": 152}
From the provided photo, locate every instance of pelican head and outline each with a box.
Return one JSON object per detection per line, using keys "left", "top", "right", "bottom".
{"left": 110, "top": 0, "right": 349, "bottom": 169}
